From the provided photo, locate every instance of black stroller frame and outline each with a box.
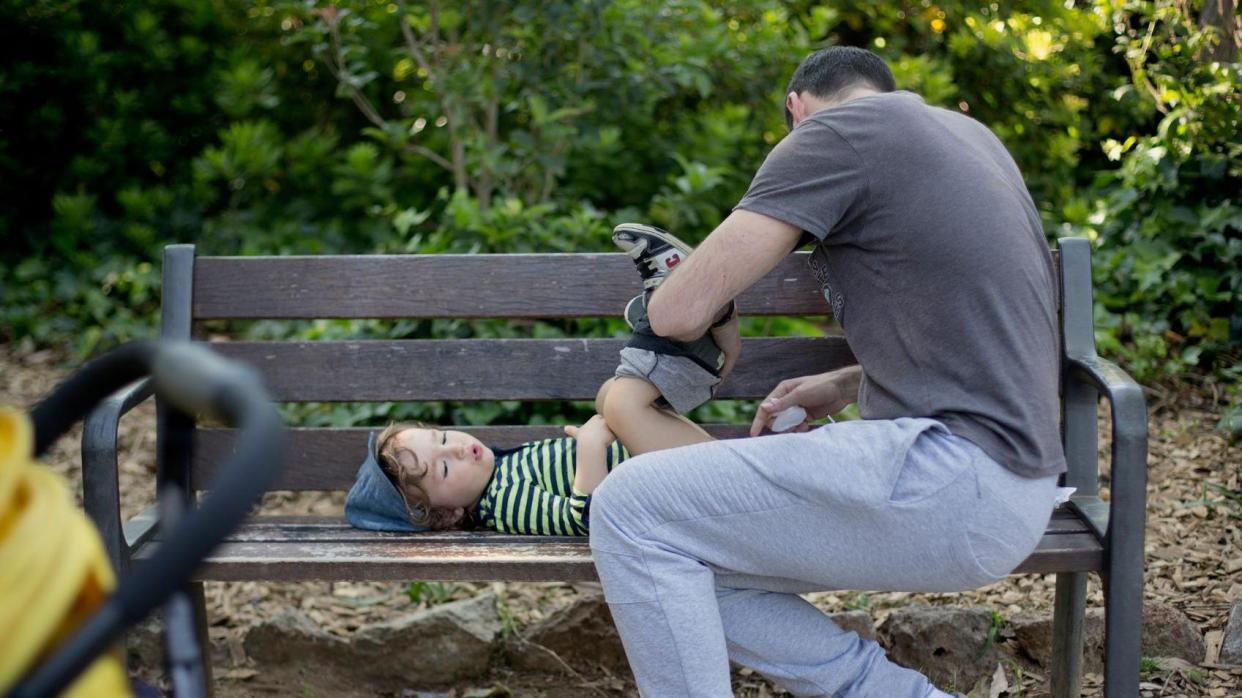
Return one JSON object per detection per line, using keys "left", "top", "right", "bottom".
{"left": 9, "top": 341, "right": 284, "bottom": 698}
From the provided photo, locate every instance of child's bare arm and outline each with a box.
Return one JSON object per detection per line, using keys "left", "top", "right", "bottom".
{"left": 564, "top": 415, "right": 615, "bottom": 495}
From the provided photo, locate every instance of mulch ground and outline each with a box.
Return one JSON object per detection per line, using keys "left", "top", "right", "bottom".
{"left": 4, "top": 341, "right": 1240, "bottom": 697}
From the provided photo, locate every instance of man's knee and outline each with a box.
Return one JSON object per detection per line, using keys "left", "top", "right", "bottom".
{"left": 589, "top": 455, "right": 657, "bottom": 551}
{"left": 589, "top": 465, "right": 626, "bottom": 549}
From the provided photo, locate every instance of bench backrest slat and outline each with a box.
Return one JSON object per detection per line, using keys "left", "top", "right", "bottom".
{"left": 193, "top": 253, "right": 826, "bottom": 319}
{"left": 208, "top": 337, "right": 854, "bottom": 402}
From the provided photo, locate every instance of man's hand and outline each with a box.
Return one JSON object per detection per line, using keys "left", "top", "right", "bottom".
{"left": 749, "top": 365, "right": 862, "bottom": 436}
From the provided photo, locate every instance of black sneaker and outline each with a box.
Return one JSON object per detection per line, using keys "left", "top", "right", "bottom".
{"left": 612, "top": 223, "right": 693, "bottom": 292}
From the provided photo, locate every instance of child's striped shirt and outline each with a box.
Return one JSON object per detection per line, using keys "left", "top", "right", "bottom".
{"left": 474, "top": 437, "right": 627, "bottom": 535}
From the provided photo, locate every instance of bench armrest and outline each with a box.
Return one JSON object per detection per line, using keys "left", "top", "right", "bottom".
{"left": 82, "top": 378, "right": 154, "bottom": 572}
{"left": 1064, "top": 355, "right": 1148, "bottom": 547}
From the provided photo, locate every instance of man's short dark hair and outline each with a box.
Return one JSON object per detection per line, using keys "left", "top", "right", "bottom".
{"left": 784, "top": 47, "right": 897, "bottom": 129}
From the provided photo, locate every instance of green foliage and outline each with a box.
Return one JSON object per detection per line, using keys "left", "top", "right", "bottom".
{"left": 1071, "top": 2, "right": 1241, "bottom": 390}
{"left": 406, "top": 580, "right": 455, "bottom": 604}
{"left": 2, "top": 0, "right": 1240, "bottom": 431}
{"left": 980, "top": 608, "right": 1005, "bottom": 658}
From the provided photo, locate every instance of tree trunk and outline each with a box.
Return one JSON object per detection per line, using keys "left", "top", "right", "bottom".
{"left": 1199, "top": 0, "right": 1239, "bottom": 63}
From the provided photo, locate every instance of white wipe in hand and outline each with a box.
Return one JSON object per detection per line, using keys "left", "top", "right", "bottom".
{"left": 770, "top": 406, "right": 807, "bottom": 433}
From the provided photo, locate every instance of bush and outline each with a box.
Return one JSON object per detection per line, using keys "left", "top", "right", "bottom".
{"left": 3, "top": 0, "right": 1239, "bottom": 432}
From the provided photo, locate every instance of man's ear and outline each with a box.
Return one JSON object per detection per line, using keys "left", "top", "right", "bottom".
{"left": 786, "top": 91, "right": 805, "bottom": 126}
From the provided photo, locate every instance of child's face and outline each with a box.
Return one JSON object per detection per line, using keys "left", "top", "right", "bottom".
{"left": 392, "top": 427, "right": 496, "bottom": 510}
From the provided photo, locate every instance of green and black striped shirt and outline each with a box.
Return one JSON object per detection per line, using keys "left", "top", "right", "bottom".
{"left": 474, "top": 437, "right": 628, "bottom": 535}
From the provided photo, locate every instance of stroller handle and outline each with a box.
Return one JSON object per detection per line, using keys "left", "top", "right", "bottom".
{"left": 12, "top": 340, "right": 286, "bottom": 698}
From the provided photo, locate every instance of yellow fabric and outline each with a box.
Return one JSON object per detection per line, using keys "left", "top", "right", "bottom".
{"left": 0, "top": 406, "right": 132, "bottom": 697}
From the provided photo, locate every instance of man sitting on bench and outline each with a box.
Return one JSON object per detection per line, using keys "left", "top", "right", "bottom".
{"left": 587, "top": 46, "right": 1067, "bottom": 697}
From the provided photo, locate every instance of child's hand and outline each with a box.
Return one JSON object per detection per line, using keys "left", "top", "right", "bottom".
{"left": 564, "top": 414, "right": 615, "bottom": 444}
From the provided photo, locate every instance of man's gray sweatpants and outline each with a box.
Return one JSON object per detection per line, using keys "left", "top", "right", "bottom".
{"left": 589, "top": 417, "right": 1059, "bottom": 697}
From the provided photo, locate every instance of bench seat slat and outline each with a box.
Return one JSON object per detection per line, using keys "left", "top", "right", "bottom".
{"left": 193, "top": 253, "right": 827, "bottom": 320}
{"left": 134, "top": 508, "right": 1101, "bottom": 583}
{"left": 207, "top": 337, "right": 855, "bottom": 402}
{"left": 211, "top": 509, "right": 1090, "bottom": 542}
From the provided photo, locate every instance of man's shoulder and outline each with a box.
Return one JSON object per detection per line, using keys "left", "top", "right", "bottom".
{"left": 807, "top": 91, "right": 984, "bottom": 133}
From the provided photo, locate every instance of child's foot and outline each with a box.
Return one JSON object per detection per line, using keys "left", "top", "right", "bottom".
{"left": 612, "top": 223, "right": 693, "bottom": 292}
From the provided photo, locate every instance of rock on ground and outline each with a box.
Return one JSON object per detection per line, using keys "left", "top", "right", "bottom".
{"left": 879, "top": 605, "right": 1005, "bottom": 692}
{"left": 507, "top": 594, "right": 627, "bottom": 674}
{"left": 243, "top": 592, "right": 501, "bottom": 692}
{"left": 1010, "top": 600, "right": 1204, "bottom": 673}
{"left": 1222, "top": 594, "right": 1242, "bottom": 665}
{"left": 830, "top": 609, "right": 877, "bottom": 642}
{"left": 504, "top": 595, "right": 880, "bottom": 678}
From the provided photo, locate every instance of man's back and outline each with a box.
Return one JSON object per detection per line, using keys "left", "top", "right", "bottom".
{"left": 737, "top": 90, "right": 1066, "bottom": 477}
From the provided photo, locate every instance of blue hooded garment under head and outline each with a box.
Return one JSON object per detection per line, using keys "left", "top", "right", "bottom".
{"left": 344, "top": 431, "right": 426, "bottom": 532}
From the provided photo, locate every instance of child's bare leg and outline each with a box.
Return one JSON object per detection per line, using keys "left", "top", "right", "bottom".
{"left": 595, "top": 378, "right": 616, "bottom": 415}
{"left": 600, "top": 377, "right": 713, "bottom": 455}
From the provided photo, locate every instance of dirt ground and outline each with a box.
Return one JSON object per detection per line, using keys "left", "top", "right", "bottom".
{"left": 4, "top": 341, "right": 1240, "bottom": 697}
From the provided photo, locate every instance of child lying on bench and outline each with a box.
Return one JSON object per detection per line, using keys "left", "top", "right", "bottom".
{"left": 345, "top": 224, "right": 765, "bottom": 535}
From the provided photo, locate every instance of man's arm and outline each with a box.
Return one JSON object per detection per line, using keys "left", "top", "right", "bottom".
{"left": 647, "top": 209, "right": 803, "bottom": 342}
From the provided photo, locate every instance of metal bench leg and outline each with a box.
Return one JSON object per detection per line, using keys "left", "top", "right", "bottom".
{"left": 192, "top": 582, "right": 215, "bottom": 697}
{"left": 1103, "top": 529, "right": 1143, "bottom": 697}
{"left": 1051, "top": 571, "right": 1087, "bottom": 698}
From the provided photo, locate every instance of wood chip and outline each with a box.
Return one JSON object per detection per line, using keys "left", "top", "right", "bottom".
{"left": 227, "top": 632, "right": 247, "bottom": 666}
{"left": 1205, "top": 630, "right": 1224, "bottom": 665}
{"left": 988, "top": 663, "right": 1008, "bottom": 698}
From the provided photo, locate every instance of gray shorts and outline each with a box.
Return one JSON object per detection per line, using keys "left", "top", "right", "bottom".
{"left": 614, "top": 347, "right": 721, "bottom": 414}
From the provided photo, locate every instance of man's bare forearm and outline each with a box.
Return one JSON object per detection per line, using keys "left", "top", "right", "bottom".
{"left": 647, "top": 210, "right": 803, "bottom": 341}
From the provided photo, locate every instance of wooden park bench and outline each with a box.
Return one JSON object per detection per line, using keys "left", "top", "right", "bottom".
{"left": 81, "top": 238, "right": 1147, "bottom": 697}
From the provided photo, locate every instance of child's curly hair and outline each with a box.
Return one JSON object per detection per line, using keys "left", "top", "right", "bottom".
{"left": 374, "top": 422, "right": 473, "bottom": 531}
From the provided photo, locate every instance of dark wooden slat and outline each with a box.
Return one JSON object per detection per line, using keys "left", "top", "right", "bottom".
{"left": 135, "top": 528, "right": 1101, "bottom": 583}
{"left": 171, "top": 539, "right": 602, "bottom": 583}
{"left": 213, "top": 519, "right": 1094, "bottom": 545}
{"left": 221, "top": 525, "right": 584, "bottom": 543}
{"left": 194, "top": 251, "right": 1056, "bottom": 320}
{"left": 193, "top": 424, "right": 755, "bottom": 491}
{"left": 1012, "top": 533, "right": 1104, "bottom": 573}
{"left": 210, "top": 507, "right": 1089, "bottom": 533}
{"left": 189, "top": 508, "right": 1092, "bottom": 543}
{"left": 1046, "top": 507, "right": 1091, "bottom": 533}
{"left": 193, "top": 253, "right": 827, "bottom": 319}
{"left": 207, "top": 337, "right": 854, "bottom": 402}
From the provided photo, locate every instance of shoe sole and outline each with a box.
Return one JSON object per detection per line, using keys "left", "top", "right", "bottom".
{"left": 612, "top": 223, "right": 694, "bottom": 259}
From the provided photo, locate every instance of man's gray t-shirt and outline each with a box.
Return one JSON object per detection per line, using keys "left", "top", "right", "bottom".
{"left": 736, "top": 90, "right": 1066, "bottom": 478}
